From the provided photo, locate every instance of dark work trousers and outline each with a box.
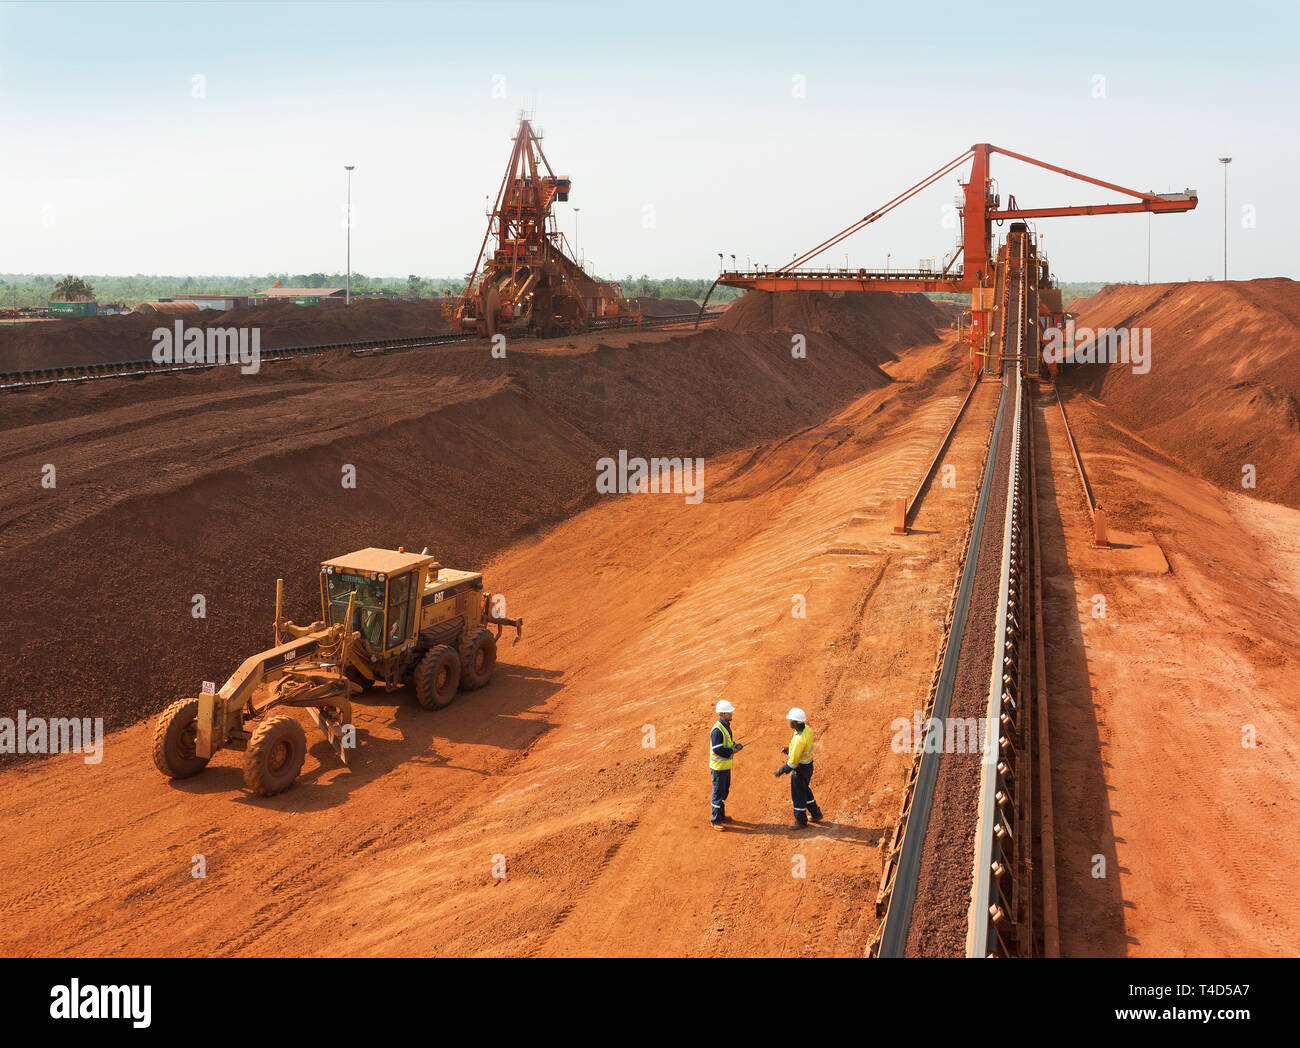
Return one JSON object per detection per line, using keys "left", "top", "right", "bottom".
{"left": 790, "top": 763, "right": 822, "bottom": 823}
{"left": 711, "top": 769, "right": 731, "bottom": 823}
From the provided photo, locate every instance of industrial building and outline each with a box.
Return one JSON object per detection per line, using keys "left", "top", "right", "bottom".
{"left": 252, "top": 286, "right": 348, "bottom": 307}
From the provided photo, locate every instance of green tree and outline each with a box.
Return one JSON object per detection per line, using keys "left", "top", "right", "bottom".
{"left": 53, "top": 275, "right": 95, "bottom": 301}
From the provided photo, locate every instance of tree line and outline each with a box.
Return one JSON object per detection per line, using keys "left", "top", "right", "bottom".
{"left": 2, "top": 273, "right": 745, "bottom": 308}
{"left": 0, "top": 273, "right": 468, "bottom": 308}
{"left": 3, "top": 273, "right": 1117, "bottom": 311}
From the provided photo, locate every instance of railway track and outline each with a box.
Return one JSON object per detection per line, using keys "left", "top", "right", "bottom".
{"left": 872, "top": 232, "right": 1050, "bottom": 957}
{"left": 0, "top": 310, "right": 720, "bottom": 393}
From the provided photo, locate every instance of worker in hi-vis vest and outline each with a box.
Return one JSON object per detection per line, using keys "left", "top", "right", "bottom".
{"left": 773, "top": 707, "right": 822, "bottom": 830}
{"left": 710, "top": 699, "right": 744, "bottom": 828}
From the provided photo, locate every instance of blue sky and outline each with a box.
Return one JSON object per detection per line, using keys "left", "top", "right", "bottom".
{"left": 1, "top": 0, "right": 1296, "bottom": 282}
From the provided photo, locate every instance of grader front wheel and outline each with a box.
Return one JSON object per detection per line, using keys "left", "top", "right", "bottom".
{"left": 243, "top": 714, "right": 307, "bottom": 796}
{"left": 152, "top": 699, "right": 211, "bottom": 779}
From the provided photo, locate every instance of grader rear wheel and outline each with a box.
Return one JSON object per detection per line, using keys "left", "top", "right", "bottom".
{"left": 415, "top": 645, "right": 460, "bottom": 709}
{"left": 152, "top": 699, "right": 211, "bottom": 779}
{"left": 459, "top": 628, "right": 497, "bottom": 691}
{"left": 243, "top": 714, "right": 307, "bottom": 796}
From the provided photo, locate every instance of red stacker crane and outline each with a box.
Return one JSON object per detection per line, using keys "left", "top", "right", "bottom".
{"left": 711, "top": 144, "right": 1197, "bottom": 374}
{"left": 449, "top": 116, "right": 640, "bottom": 337}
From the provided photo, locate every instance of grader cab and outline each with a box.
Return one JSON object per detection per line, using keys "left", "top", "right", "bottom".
{"left": 317, "top": 547, "right": 522, "bottom": 704}
{"left": 152, "top": 546, "right": 523, "bottom": 796}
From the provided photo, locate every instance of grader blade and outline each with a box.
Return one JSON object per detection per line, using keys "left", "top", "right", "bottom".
{"left": 307, "top": 704, "right": 354, "bottom": 767}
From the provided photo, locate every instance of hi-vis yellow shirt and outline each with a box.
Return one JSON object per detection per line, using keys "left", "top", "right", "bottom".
{"left": 786, "top": 725, "right": 814, "bottom": 768}
{"left": 710, "top": 720, "right": 735, "bottom": 771}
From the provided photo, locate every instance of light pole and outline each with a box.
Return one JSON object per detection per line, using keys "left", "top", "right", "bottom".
{"left": 1147, "top": 212, "right": 1152, "bottom": 284}
{"left": 1218, "top": 157, "right": 1231, "bottom": 281}
{"left": 573, "top": 207, "right": 580, "bottom": 259}
{"left": 344, "top": 164, "right": 355, "bottom": 304}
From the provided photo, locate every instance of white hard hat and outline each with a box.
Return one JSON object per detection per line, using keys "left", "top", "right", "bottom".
{"left": 786, "top": 707, "right": 807, "bottom": 722}
{"left": 716, "top": 699, "right": 735, "bottom": 714}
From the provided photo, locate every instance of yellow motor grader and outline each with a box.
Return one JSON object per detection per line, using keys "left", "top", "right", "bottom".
{"left": 152, "top": 547, "right": 523, "bottom": 796}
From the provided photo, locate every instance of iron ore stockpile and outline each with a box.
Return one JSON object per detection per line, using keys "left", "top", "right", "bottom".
{"left": 2, "top": 276, "right": 1300, "bottom": 960}
{"left": 1063, "top": 278, "right": 1300, "bottom": 508}
{"left": 0, "top": 291, "right": 949, "bottom": 737}
{"left": 0, "top": 297, "right": 458, "bottom": 373}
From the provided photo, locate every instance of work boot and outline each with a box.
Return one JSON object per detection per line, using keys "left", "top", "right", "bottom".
{"left": 809, "top": 807, "right": 823, "bottom": 823}
{"left": 789, "top": 819, "right": 808, "bottom": 831}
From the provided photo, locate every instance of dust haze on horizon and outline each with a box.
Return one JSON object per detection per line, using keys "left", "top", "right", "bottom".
{"left": 1, "top": 0, "right": 1295, "bottom": 284}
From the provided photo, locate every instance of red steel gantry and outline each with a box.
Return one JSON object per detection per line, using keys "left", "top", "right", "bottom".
{"left": 449, "top": 116, "right": 639, "bottom": 337}
{"left": 713, "top": 144, "right": 1197, "bottom": 373}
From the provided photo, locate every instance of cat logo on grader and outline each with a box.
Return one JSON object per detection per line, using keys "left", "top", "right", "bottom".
{"left": 152, "top": 547, "right": 523, "bottom": 796}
